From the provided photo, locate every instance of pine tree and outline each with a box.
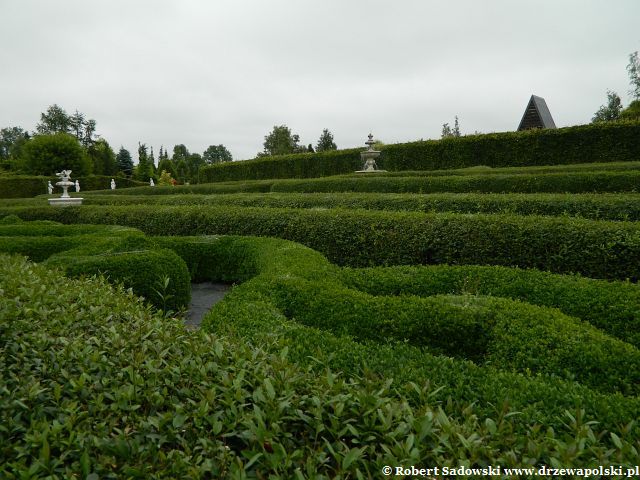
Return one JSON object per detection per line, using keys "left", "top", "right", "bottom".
{"left": 316, "top": 129, "right": 337, "bottom": 152}
{"left": 116, "top": 147, "right": 133, "bottom": 176}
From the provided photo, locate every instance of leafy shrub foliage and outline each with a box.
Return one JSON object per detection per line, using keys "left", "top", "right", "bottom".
{"left": 0, "top": 220, "right": 190, "bottom": 310}
{"left": 269, "top": 170, "right": 640, "bottom": 194}
{"left": 340, "top": 264, "right": 640, "bottom": 349}
{"left": 21, "top": 133, "right": 92, "bottom": 176}
{"left": 3, "top": 232, "right": 640, "bottom": 474}
{"left": 73, "top": 191, "right": 640, "bottom": 222}
{"left": 3, "top": 205, "right": 639, "bottom": 281}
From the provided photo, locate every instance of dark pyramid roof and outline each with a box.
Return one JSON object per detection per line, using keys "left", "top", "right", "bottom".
{"left": 517, "top": 95, "right": 556, "bottom": 131}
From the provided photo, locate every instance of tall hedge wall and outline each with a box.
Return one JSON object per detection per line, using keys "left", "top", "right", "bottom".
{"left": 200, "top": 121, "right": 640, "bottom": 182}
{"left": 0, "top": 175, "right": 146, "bottom": 198}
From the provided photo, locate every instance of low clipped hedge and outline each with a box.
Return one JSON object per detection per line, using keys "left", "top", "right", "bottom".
{"left": 0, "top": 175, "right": 146, "bottom": 198}
{"left": 267, "top": 276, "right": 640, "bottom": 395}
{"left": 200, "top": 122, "right": 640, "bottom": 182}
{"left": 5, "top": 254, "right": 531, "bottom": 477}
{"left": 61, "top": 192, "right": 640, "bottom": 222}
{"left": 3, "top": 205, "right": 640, "bottom": 281}
{"left": 4, "top": 233, "right": 640, "bottom": 473}
{"left": 270, "top": 170, "right": 640, "bottom": 194}
{"left": 0, "top": 218, "right": 190, "bottom": 310}
{"left": 85, "top": 180, "right": 274, "bottom": 196}
{"left": 340, "top": 264, "right": 640, "bottom": 349}
{"left": 187, "top": 235, "right": 640, "bottom": 436}
{"left": 369, "top": 160, "right": 640, "bottom": 177}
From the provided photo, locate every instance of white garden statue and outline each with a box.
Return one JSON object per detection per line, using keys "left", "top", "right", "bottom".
{"left": 111, "top": 178, "right": 116, "bottom": 190}
{"left": 150, "top": 177, "right": 155, "bottom": 187}
{"left": 75, "top": 180, "right": 80, "bottom": 192}
{"left": 47, "top": 181, "right": 53, "bottom": 195}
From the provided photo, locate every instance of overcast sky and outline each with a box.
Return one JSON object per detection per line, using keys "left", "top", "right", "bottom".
{"left": 1, "top": 1, "right": 639, "bottom": 162}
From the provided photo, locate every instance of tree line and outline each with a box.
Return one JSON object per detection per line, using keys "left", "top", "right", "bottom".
{"left": 0, "top": 105, "right": 238, "bottom": 184}
{"left": 0, "top": 106, "right": 339, "bottom": 184}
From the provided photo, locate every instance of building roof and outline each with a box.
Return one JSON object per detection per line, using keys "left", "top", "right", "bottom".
{"left": 517, "top": 95, "right": 556, "bottom": 131}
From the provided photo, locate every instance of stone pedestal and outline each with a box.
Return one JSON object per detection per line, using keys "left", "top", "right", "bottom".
{"left": 49, "top": 170, "right": 84, "bottom": 206}
{"left": 48, "top": 197, "right": 84, "bottom": 207}
{"left": 356, "top": 133, "right": 386, "bottom": 173}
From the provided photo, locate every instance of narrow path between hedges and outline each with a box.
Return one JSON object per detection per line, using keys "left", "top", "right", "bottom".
{"left": 185, "top": 282, "right": 231, "bottom": 328}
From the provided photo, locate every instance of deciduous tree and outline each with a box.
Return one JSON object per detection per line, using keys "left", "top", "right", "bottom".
{"left": 203, "top": 144, "right": 233, "bottom": 163}
{"left": 628, "top": 51, "right": 640, "bottom": 100}
{"left": 592, "top": 90, "right": 623, "bottom": 123}
{"left": 260, "top": 125, "right": 302, "bottom": 156}
{"left": 21, "top": 133, "right": 91, "bottom": 176}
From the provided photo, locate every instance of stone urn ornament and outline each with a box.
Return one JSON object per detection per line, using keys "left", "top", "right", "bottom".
{"left": 48, "top": 170, "right": 83, "bottom": 207}
{"left": 356, "top": 133, "right": 386, "bottom": 173}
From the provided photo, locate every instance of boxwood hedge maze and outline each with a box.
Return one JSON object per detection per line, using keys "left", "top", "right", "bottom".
{"left": 2, "top": 125, "right": 640, "bottom": 477}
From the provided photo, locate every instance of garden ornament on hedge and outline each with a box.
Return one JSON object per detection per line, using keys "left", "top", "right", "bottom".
{"left": 356, "top": 133, "right": 386, "bottom": 173}
{"left": 111, "top": 178, "right": 116, "bottom": 190}
{"left": 48, "top": 170, "right": 83, "bottom": 206}
{"left": 47, "top": 181, "right": 53, "bottom": 195}
{"left": 75, "top": 180, "right": 80, "bottom": 192}
{"left": 150, "top": 178, "right": 155, "bottom": 187}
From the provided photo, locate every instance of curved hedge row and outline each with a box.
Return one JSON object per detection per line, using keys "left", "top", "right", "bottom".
{"left": 267, "top": 276, "right": 640, "bottom": 395}
{"left": 3, "top": 205, "right": 639, "bottom": 280}
{"left": 58, "top": 192, "right": 640, "bottom": 222}
{"left": 4, "top": 254, "right": 521, "bottom": 477}
{"left": 340, "top": 264, "right": 640, "bottom": 349}
{"left": 183, "top": 235, "right": 640, "bottom": 432}
{"left": 6, "top": 254, "right": 640, "bottom": 476}
{"left": 200, "top": 122, "right": 640, "bottom": 182}
{"left": 0, "top": 218, "right": 190, "bottom": 310}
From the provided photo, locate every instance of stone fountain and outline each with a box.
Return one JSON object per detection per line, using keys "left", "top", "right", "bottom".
{"left": 48, "top": 170, "right": 83, "bottom": 207}
{"left": 356, "top": 133, "right": 386, "bottom": 173}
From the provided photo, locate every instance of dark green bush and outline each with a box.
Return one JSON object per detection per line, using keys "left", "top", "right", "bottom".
{"left": 86, "top": 180, "right": 274, "bottom": 196}
{"left": 3, "top": 236, "right": 640, "bottom": 474}
{"left": 200, "top": 148, "right": 361, "bottom": 182}
{"left": 4, "top": 205, "right": 639, "bottom": 280}
{"left": 21, "top": 133, "right": 92, "bottom": 176}
{"left": 200, "top": 122, "right": 640, "bottom": 182}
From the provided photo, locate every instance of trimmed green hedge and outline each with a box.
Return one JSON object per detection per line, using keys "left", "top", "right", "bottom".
{"left": 270, "top": 170, "right": 640, "bottom": 194}
{"left": 189, "top": 236, "right": 640, "bottom": 433}
{"left": 340, "top": 264, "right": 640, "bottom": 349}
{"left": 46, "top": 247, "right": 190, "bottom": 311}
{"left": 64, "top": 192, "right": 640, "bottom": 221}
{"left": 5, "top": 254, "right": 639, "bottom": 475}
{"left": 367, "top": 160, "right": 640, "bottom": 177}
{"left": 0, "top": 218, "right": 190, "bottom": 310}
{"left": 200, "top": 122, "right": 640, "bottom": 182}
{"left": 0, "top": 174, "right": 146, "bottom": 198}
{"left": 266, "top": 276, "right": 640, "bottom": 395}
{"left": 3, "top": 205, "right": 639, "bottom": 280}
{"left": 83, "top": 180, "right": 274, "bottom": 196}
